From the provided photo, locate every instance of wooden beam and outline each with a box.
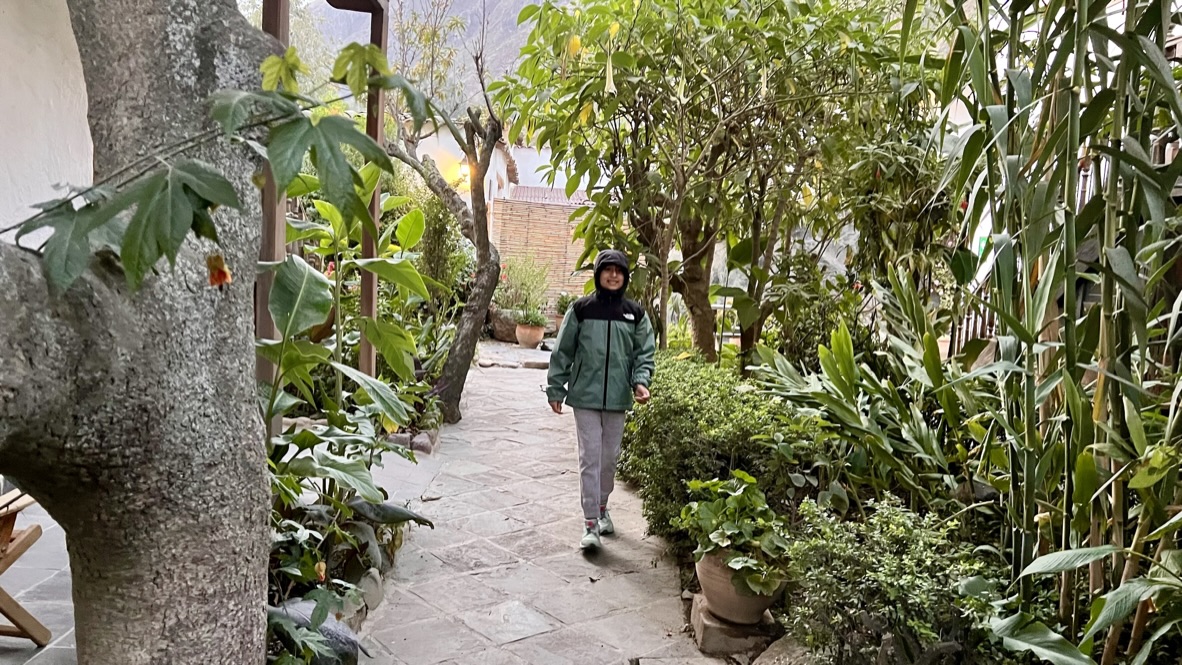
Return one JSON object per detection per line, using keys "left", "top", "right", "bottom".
{"left": 256, "top": 0, "right": 290, "bottom": 436}
{"left": 325, "top": 0, "right": 387, "bottom": 13}
{"left": 0, "top": 586, "right": 51, "bottom": 647}
{"left": 358, "top": 5, "right": 389, "bottom": 377}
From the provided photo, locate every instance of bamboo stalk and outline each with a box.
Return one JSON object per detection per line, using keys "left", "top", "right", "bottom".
{"left": 1100, "top": 516, "right": 1152, "bottom": 664}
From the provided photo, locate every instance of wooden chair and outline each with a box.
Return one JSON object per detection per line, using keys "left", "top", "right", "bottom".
{"left": 0, "top": 489, "right": 51, "bottom": 646}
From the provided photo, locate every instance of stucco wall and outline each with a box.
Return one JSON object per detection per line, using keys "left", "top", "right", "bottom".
{"left": 0, "top": 0, "right": 92, "bottom": 242}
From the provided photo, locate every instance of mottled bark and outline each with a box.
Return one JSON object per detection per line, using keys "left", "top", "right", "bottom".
{"left": 672, "top": 213, "right": 718, "bottom": 362}
{"left": 0, "top": 1, "right": 274, "bottom": 662}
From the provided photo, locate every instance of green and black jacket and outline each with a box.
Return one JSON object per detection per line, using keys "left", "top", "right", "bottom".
{"left": 546, "top": 294, "right": 656, "bottom": 412}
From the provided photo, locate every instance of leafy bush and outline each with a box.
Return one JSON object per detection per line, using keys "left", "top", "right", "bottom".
{"left": 494, "top": 254, "right": 548, "bottom": 311}
{"left": 782, "top": 499, "right": 1007, "bottom": 665}
{"left": 620, "top": 352, "right": 783, "bottom": 549}
{"left": 760, "top": 252, "right": 873, "bottom": 373}
{"left": 414, "top": 188, "right": 474, "bottom": 305}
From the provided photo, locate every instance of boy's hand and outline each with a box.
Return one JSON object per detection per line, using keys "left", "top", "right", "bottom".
{"left": 634, "top": 385, "right": 651, "bottom": 404}
{"left": 550, "top": 401, "right": 563, "bottom": 414}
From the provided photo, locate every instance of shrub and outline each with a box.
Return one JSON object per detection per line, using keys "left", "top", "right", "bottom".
{"left": 415, "top": 191, "right": 474, "bottom": 305}
{"left": 494, "top": 254, "right": 548, "bottom": 311}
{"left": 620, "top": 352, "right": 783, "bottom": 549}
{"left": 782, "top": 499, "right": 1008, "bottom": 665}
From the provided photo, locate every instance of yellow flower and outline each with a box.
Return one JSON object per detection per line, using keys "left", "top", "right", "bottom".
{"left": 579, "top": 101, "right": 594, "bottom": 125}
{"left": 567, "top": 34, "right": 582, "bottom": 58}
{"left": 609, "top": 22, "right": 621, "bottom": 39}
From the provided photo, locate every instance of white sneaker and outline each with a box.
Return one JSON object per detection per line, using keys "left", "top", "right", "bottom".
{"left": 598, "top": 510, "right": 615, "bottom": 535}
{"left": 580, "top": 523, "right": 602, "bottom": 550}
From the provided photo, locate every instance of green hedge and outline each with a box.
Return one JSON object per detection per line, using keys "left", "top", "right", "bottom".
{"left": 620, "top": 352, "right": 783, "bottom": 549}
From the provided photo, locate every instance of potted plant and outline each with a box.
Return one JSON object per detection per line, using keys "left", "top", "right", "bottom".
{"left": 515, "top": 309, "right": 548, "bottom": 349}
{"left": 674, "top": 470, "right": 790, "bottom": 625}
{"left": 553, "top": 291, "right": 577, "bottom": 330}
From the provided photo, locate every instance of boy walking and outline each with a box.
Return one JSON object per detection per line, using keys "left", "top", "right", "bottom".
{"left": 546, "top": 250, "right": 656, "bottom": 550}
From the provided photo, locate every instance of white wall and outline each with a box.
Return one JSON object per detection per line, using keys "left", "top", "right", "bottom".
{"left": 0, "top": 0, "right": 92, "bottom": 243}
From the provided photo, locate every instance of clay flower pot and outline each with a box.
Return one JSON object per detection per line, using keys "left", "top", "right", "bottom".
{"left": 695, "top": 552, "right": 784, "bottom": 625}
{"left": 515, "top": 324, "right": 545, "bottom": 349}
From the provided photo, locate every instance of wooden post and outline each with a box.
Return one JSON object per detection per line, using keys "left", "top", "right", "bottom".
{"left": 358, "top": 5, "right": 388, "bottom": 377}
{"left": 256, "top": 0, "right": 290, "bottom": 436}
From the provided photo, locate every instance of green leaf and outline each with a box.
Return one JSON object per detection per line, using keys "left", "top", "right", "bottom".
{"left": 1082, "top": 578, "right": 1167, "bottom": 643}
{"left": 374, "top": 74, "right": 431, "bottom": 135}
{"left": 332, "top": 42, "right": 391, "bottom": 97}
{"left": 1079, "top": 88, "right": 1116, "bottom": 138}
{"left": 394, "top": 209, "right": 426, "bottom": 250}
{"left": 348, "top": 498, "right": 434, "bottom": 527}
{"left": 352, "top": 257, "right": 429, "bottom": 300}
{"left": 267, "top": 117, "right": 319, "bottom": 195}
{"left": 285, "top": 450, "right": 383, "bottom": 502}
{"left": 287, "top": 173, "right": 321, "bottom": 198}
{"left": 32, "top": 189, "right": 138, "bottom": 291}
{"left": 1021, "top": 546, "right": 1119, "bottom": 577}
{"left": 330, "top": 361, "right": 410, "bottom": 426}
{"left": 380, "top": 194, "right": 412, "bottom": 213}
{"left": 312, "top": 115, "right": 395, "bottom": 242}
{"left": 208, "top": 89, "right": 300, "bottom": 136}
{"left": 173, "top": 159, "right": 241, "bottom": 210}
{"left": 268, "top": 255, "right": 333, "bottom": 339}
{"left": 117, "top": 160, "right": 239, "bottom": 288}
{"left": 361, "top": 317, "right": 417, "bottom": 382}
{"left": 991, "top": 613, "right": 1096, "bottom": 665}
{"left": 1125, "top": 399, "right": 1147, "bottom": 456}
{"left": 261, "top": 46, "right": 308, "bottom": 93}
{"left": 922, "top": 332, "right": 945, "bottom": 389}
{"left": 1147, "top": 509, "right": 1182, "bottom": 541}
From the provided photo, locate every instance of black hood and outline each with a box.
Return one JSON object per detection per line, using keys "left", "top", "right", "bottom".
{"left": 593, "top": 249, "right": 630, "bottom": 296}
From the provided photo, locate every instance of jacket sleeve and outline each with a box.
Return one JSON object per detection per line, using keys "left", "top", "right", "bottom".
{"left": 546, "top": 308, "right": 579, "bottom": 402}
{"left": 631, "top": 313, "right": 656, "bottom": 387}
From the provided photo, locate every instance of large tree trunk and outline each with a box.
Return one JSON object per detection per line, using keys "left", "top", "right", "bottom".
{"left": 0, "top": 2, "right": 273, "bottom": 663}
{"left": 437, "top": 248, "right": 499, "bottom": 423}
{"left": 673, "top": 216, "right": 718, "bottom": 362}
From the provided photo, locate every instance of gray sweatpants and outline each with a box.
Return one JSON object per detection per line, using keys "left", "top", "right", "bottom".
{"left": 573, "top": 408, "right": 627, "bottom": 521}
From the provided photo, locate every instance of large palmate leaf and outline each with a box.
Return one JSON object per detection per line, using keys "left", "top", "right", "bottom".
{"left": 267, "top": 115, "right": 394, "bottom": 244}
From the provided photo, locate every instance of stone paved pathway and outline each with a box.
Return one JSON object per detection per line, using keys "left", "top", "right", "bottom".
{"left": 362, "top": 364, "right": 721, "bottom": 665}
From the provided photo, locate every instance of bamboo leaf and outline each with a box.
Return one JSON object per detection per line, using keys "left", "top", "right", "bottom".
{"left": 1021, "top": 546, "right": 1120, "bottom": 577}
{"left": 1082, "top": 578, "right": 1169, "bottom": 643}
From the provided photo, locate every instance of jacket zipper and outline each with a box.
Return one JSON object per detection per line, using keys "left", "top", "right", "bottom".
{"left": 602, "top": 321, "right": 612, "bottom": 409}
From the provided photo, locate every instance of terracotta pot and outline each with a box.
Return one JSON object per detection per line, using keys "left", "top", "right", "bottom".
{"left": 515, "top": 324, "right": 546, "bottom": 349}
{"left": 695, "top": 552, "right": 784, "bottom": 625}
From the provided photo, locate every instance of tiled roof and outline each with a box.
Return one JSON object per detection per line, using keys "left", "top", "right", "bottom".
{"left": 506, "top": 186, "right": 589, "bottom": 206}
